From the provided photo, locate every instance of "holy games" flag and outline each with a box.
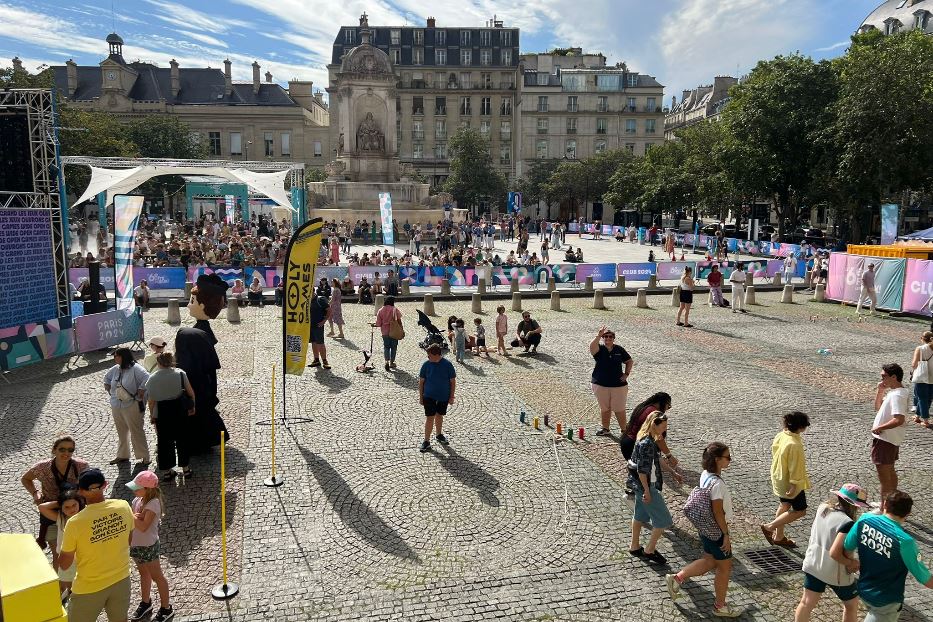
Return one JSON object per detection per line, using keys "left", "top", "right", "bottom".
{"left": 113, "top": 194, "right": 145, "bottom": 311}
{"left": 282, "top": 217, "right": 323, "bottom": 376}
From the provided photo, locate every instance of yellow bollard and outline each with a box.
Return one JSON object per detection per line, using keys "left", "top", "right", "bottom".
{"left": 211, "top": 431, "right": 240, "bottom": 600}
{"left": 264, "top": 365, "right": 285, "bottom": 487}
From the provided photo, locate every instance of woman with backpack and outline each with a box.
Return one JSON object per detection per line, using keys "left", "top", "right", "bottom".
{"left": 627, "top": 413, "right": 681, "bottom": 565}
{"left": 666, "top": 442, "right": 742, "bottom": 618}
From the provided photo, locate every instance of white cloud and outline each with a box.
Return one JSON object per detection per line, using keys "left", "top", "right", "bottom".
{"left": 140, "top": 0, "right": 250, "bottom": 33}
{"left": 176, "top": 30, "right": 229, "bottom": 48}
{"left": 814, "top": 40, "right": 849, "bottom": 52}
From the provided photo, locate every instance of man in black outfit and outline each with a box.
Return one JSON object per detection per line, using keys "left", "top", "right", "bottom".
{"left": 516, "top": 311, "right": 542, "bottom": 354}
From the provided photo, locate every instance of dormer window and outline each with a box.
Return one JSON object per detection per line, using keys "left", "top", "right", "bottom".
{"left": 345, "top": 29, "right": 355, "bottom": 44}
{"left": 915, "top": 9, "right": 931, "bottom": 29}
{"left": 884, "top": 17, "right": 903, "bottom": 34}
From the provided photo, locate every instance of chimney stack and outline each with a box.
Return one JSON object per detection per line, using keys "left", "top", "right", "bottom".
{"left": 169, "top": 59, "right": 180, "bottom": 97}
{"left": 252, "top": 61, "right": 260, "bottom": 95}
{"left": 427, "top": 16, "right": 436, "bottom": 27}
{"left": 11, "top": 56, "right": 22, "bottom": 72}
{"left": 66, "top": 59, "right": 77, "bottom": 96}
{"left": 265, "top": 70, "right": 273, "bottom": 83}
{"left": 682, "top": 89, "right": 690, "bottom": 103}
{"left": 223, "top": 58, "right": 232, "bottom": 95}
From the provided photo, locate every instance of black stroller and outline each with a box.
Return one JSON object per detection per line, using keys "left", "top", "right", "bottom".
{"left": 417, "top": 309, "right": 449, "bottom": 352}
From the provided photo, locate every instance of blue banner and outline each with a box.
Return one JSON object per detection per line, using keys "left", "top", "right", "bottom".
{"left": 507, "top": 192, "right": 522, "bottom": 214}
{"left": 881, "top": 204, "right": 899, "bottom": 245}
{"left": 379, "top": 192, "right": 394, "bottom": 245}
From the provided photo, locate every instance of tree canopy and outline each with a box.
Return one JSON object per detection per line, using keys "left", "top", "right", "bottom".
{"left": 443, "top": 127, "right": 507, "bottom": 212}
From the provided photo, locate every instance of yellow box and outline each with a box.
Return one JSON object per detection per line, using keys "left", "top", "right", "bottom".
{"left": 0, "top": 533, "right": 64, "bottom": 622}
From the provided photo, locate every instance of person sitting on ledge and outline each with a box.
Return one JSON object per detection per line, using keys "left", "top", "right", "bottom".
{"left": 230, "top": 279, "right": 246, "bottom": 306}
{"left": 358, "top": 277, "right": 373, "bottom": 305}
{"left": 575, "top": 247, "right": 584, "bottom": 262}
{"left": 247, "top": 276, "right": 264, "bottom": 307}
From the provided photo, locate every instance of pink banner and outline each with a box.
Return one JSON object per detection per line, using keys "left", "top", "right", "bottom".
{"left": 903, "top": 259, "right": 933, "bottom": 315}
{"left": 825, "top": 253, "right": 865, "bottom": 303}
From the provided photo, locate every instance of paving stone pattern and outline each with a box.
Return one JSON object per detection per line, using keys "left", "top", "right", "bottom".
{"left": 3, "top": 292, "right": 933, "bottom": 621}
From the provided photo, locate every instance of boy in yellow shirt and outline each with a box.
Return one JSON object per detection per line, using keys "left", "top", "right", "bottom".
{"left": 761, "top": 412, "right": 811, "bottom": 548}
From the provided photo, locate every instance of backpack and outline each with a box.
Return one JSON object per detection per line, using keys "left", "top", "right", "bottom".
{"left": 683, "top": 473, "right": 724, "bottom": 540}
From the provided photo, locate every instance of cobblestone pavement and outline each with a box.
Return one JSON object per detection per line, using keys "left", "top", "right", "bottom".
{"left": 3, "top": 291, "right": 933, "bottom": 621}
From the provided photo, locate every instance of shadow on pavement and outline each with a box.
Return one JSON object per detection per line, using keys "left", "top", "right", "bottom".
{"left": 437, "top": 444, "right": 501, "bottom": 507}
{"left": 292, "top": 434, "right": 420, "bottom": 562}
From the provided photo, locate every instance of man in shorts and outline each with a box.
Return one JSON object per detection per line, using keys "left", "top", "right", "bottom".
{"left": 843, "top": 491, "right": 933, "bottom": 621}
{"left": 58, "top": 469, "right": 135, "bottom": 622}
{"left": 418, "top": 344, "right": 456, "bottom": 453}
{"left": 872, "top": 363, "right": 908, "bottom": 499}
{"left": 307, "top": 295, "right": 331, "bottom": 369}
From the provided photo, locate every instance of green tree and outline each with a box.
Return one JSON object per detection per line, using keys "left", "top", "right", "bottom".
{"left": 443, "top": 127, "right": 506, "bottom": 213}
{"left": 126, "top": 115, "right": 207, "bottom": 159}
{"left": 305, "top": 168, "right": 327, "bottom": 184}
{"left": 515, "top": 159, "right": 559, "bottom": 216}
{"left": 58, "top": 108, "right": 138, "bottom": 197}
{"left": 721, "top": 54, "right": 838, "bottom": 236}
{"left": 542, "top": 159, "right": 586, "bottom": 219}
{"left": 824, "top": 29, "right": 933, "bottom": 240}
{"left": 0, "top": 62, "right": 53, "bottom": 89}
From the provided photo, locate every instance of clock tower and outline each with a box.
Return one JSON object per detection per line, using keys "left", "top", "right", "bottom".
{"left": 99, "top": 32, "right": 137, "bottom": 109}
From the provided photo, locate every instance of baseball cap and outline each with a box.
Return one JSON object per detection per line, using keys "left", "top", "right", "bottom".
{"left": 148, "top": 336, "right": 167, "bottom": 347}
{"left": 77, "top": 468, "right": 106, "bottom": 490}
{"left": 126, "top": 470, "right": 159, "bottom": 491}
{"left": 833, "top": 483, "right": 870, "bottom": 508}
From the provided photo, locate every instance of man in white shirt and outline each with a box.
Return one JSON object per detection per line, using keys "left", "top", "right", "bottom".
{"left": 872, "top": 363, "right": 908, "bottom": 499}
{"left": 783, "top": 254, "right": 797, "bottom": 284}
{"left": 729, "top": 264, "right": 748, "bottom": 314}
{"left": 856, "top": 263, "right": 878, "bottom": 315}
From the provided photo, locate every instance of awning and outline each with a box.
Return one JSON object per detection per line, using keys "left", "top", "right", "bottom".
{"left": 73, "top": 166, "right": 294, "bottom": 211}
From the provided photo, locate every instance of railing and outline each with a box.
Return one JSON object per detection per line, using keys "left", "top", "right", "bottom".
{"left": 435, "top": 107, "right": 447, "bottom": 115}
{"left": 412, "top": 131, "right": 425, "bottom": 140}
{"left": 500, "top": 107, "right": 512, "bottom": 116}
{"left": 436, "top": 131, "right": 447, "bottom": 140}
{"left": 500, "top": 132, "right": 511, "bottom": 141}
{"left": 596, "top": 128, "right": 607, "bottom": 134}
{"left": 538, "top": 105, "right": 549, "bottom": 112}
{"left": 536, "top": 128, "right": 548, "bottom": 134}
{"left": 566, "top": 128, "right": 577, "bottom": 134}
{"left": 412, "top": 108, "right": 424, "bottom": 115}
{"left": 460, "top": 107, "right": 472, "bottom": 115}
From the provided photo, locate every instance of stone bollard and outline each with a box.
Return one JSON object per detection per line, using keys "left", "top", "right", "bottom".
{"left": 511, "top": 292, "right": 522, "bottom": 312}
{"left": 745, "top": 272, "right": 754, "bottom": 287}
{"left": 471, "top": 293, "right": 482, "bottom": 314}
{"left": 547, "top": 277, "right": 556, "bottom": 292}
{"left": 803, "top": 272, "right": 812, "bottom": 288}
{"left": 781, "top": 284, "right": 794, "bottom": 304}
{"left": 401, "top": 280, "right": 411, "bottom": 296}
{"left": 584, "top": 276, "right": 594, "bottom": 292}
{"left": 423, "top": 293, "right": 435, "bottom": 316}
{"left": 440, "top": 279, "right": 451, "bottom": 295}
{"left": 593, "top": 290, "right": 606, "bottom": 310}
{"left": 226, "top": 298, "right": 241, "bottom": 323}
{"left": 746, "top": 285, "right": 757, "bottom": 306}
{"left": 184, "top": 281, "right": 194, "bottom": 299}
{"left": 648, "top": 275, "right": 657, "bottom": 288}
{"left": 671, "top": 285, "right": 681, "bottom": 307}
{"left": 510, "top": 279, "right": 519, "bottom": 294}
{"left": 813, "top": 283, "right": 826, "bottom": 302}
{"left": 772, "top": 273, "right": 782, "bottom": 287}
{"left": 478, "top": 278, "right": 487, "bottom": 295}
{"left": 616, "top": 275, "right": 626, "bottom": 291}
{"left": 374, "top": 294, "right": 385, "bottom": 313}
{"left": 636, "top": 288, "right": 649, "bottom": 308}
{"left": 550, "top": 290, "right": 561, "bottom": 311}
{"left": 167, "top": 299, "right": 181, "bottom": 325}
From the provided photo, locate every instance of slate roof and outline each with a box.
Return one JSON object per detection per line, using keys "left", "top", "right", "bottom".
{"left": 52, "top": 63, "right": 298, "bottom": 106}
{"left": 860, "top": 0, "right": 933, "bottom": 32}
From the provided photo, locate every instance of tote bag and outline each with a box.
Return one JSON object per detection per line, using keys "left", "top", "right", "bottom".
{"left": 388, "top": 309, "right": 405, "bottom": 340}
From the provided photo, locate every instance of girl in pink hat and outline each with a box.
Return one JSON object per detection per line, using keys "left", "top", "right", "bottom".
{"left": 127, "top": 471, "right": 173, "bottom": 622}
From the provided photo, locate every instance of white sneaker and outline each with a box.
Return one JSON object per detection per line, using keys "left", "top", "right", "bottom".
{"left": 665, "top": 574, "right": 681, "bottom": 601}
{"left": 713, "top": 604, "right": 743, "bottom": 618}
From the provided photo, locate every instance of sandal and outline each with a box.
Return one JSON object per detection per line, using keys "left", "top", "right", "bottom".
{"left": 181, "top": 468, "right": 194, "bottom": 478}
{"left": 774, "top": 537, "right": 797, "bottom": 548}
{"left": 914, "top": 416, "right": 923, "bottom": 424}
{"left": 161, "top": 470, "right": 177, "bottom": 482}
{"left": 760, "top": 525, "right": 775, "bottom": 545}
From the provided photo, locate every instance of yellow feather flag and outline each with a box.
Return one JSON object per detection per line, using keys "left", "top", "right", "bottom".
{"left": 282, "top": 217, "right": 323, "bottom": 376}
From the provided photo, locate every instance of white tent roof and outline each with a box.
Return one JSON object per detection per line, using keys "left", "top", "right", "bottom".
{"left": 73, "top": 166, "right": 294, "bottom": 211}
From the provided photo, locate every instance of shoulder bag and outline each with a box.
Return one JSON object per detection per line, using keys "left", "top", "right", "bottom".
{"left": 912, "top": 347, "right": 933, "bottom": 384}
{"left": 388, "top": 308, "right": 405, "bottom": 340}
{"left": 178, "top": 371, "right": 195, "bottom": 412}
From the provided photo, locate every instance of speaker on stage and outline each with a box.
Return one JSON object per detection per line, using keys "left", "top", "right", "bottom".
{"left": 83, "top": 261, "right": 108, "bottom": 315}
{"left": 0, "top": 110, "right": 32, "bottom": 192}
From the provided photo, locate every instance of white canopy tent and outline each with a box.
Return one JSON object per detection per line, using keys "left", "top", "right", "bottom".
{"left": 72, "top": 165, "right": 295, "bottom": 212}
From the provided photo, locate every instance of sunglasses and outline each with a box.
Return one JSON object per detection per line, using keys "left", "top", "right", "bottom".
{"left": 723, "top": 454, "right": 733, "bottom": 461}
{"left": 653, "top": 414, "right": 668, "bottom": 424}
{"left": 57, "top": 447, "right": 76, "bottom": 453}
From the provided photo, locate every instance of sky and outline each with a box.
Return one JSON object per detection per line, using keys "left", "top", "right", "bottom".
{"left": 0, "top": 0, "right": 882, "bottom": 105}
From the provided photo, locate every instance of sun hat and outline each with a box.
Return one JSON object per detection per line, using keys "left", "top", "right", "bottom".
{"left": 148, "top": 336, "right": 167, "bottom": 347}
{"left": 126, "top": 470, "right": 159, "bottom": 491}
{"left": 833, "top": 483, "right": 870, "bottom": 508}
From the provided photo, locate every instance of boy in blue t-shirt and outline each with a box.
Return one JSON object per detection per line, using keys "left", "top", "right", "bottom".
{"left": 842, "top": 491, "right": 933, "bottom": 621}
{"left": 418, "top": 344, "right": 456, "bottom": 453}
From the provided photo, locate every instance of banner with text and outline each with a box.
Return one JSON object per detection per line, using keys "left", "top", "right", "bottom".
{"left": 902, "top": 259, "right": 933, "bottom": 315}
{"left": 379, "top": 193, "right": 394, "bottom": 245}
{"left": 283, "top": 218, "right": 323, "bottom": 376}
{"left": 74, "top": 308, "right": 144, "bottom": 353}
{"left": 113, "top": 195, "right": 145, "bottom": 311}
{"left": 617, "top": 263, "right": 657, "bottom": 281}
